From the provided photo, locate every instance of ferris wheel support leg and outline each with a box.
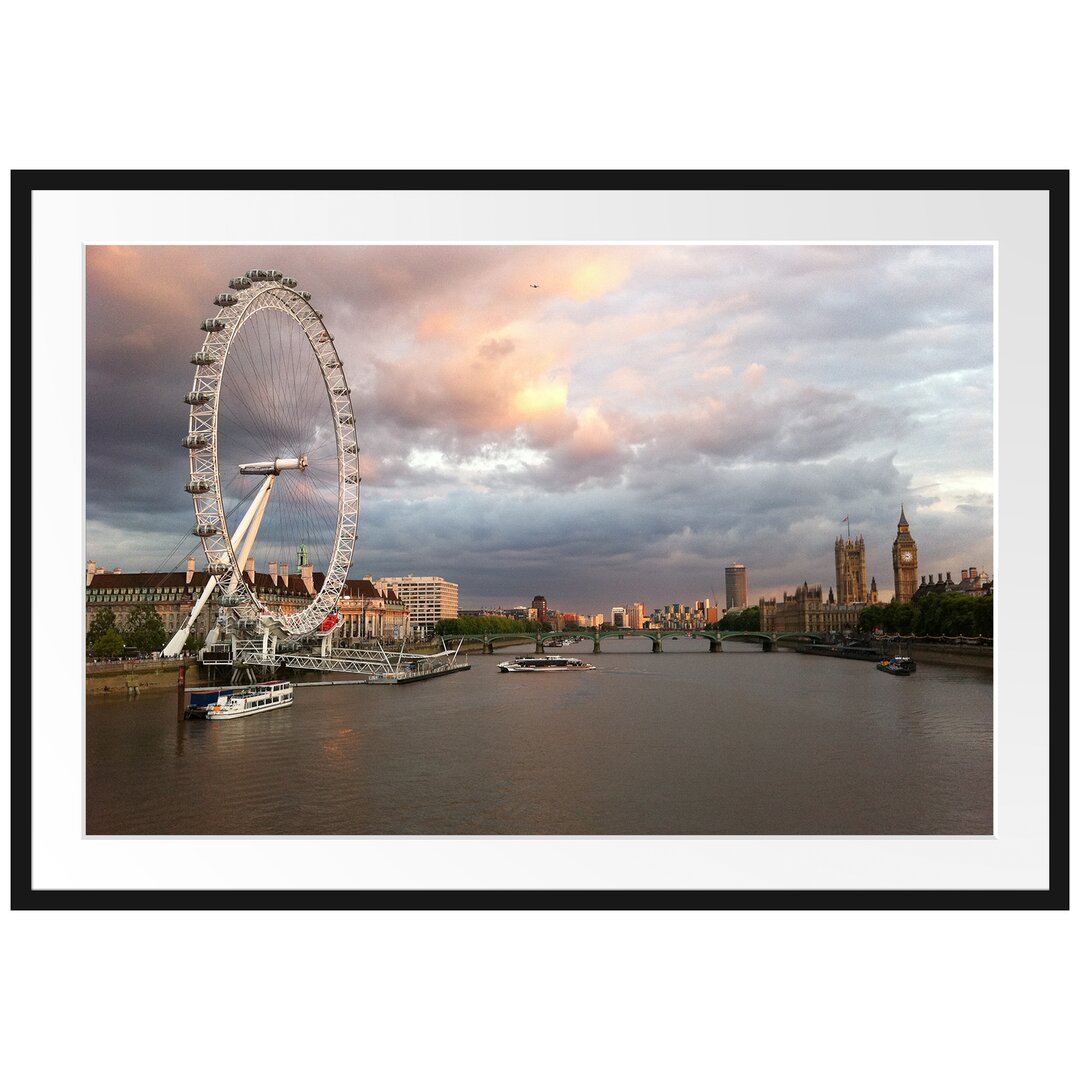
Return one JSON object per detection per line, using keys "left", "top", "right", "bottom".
{"left": 230, "top": 474, "right": 276, "bottom": 587}
{"left": 162, "top": 475, "right": 277, "bottom": 658}
{"left": 162, "top": 573, "right": 219, "bottom": 657}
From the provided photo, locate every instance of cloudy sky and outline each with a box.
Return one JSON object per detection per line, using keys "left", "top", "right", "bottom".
{"left": 85, "top": 244, "right": 994, "bottom": 615}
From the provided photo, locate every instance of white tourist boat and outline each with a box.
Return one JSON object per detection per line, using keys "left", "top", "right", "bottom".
{"left": 498, "top": 656, "right": 596, "bottom": 673}
{"left": 186, "top": 680, "right": 294, "bottom": 718}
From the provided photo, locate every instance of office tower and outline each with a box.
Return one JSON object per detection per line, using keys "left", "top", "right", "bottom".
{"left": 725, "top": 564, "right": 748, "bottom": 610}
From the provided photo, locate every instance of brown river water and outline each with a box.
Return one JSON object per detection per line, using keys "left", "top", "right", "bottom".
{"left": 85, "top": 638, "right": 993, "bottom": 835}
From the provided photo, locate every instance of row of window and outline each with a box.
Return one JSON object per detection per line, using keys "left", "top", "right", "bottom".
{"left": 90, "top": 591, "right": 190, "bottom": 600}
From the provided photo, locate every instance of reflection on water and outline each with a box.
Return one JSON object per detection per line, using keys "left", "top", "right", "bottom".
{"left": 87, "top": 639, "right": 993, "bottom": 835}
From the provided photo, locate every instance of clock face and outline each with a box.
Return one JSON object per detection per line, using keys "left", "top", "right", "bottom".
{"left": 901, "top": 551, "right": 913, "bottom": 563}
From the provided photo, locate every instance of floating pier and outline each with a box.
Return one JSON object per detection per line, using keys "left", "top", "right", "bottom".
{"left": 365, "top": 657, "right": 471, "bottom": 684}
{"left": 282, "top": 637, "right": 470, "bottom": 684}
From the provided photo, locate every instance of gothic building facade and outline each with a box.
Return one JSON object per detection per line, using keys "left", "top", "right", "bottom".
{"left": 758, "top": 508, "right": 929, "bottom": 631}
{"left": 834, "top": 535, "right": 868, "bottom": 604}
{"left": 891, "top": 507, "right": 919, "bottom": 603}
{"left": 758, "top": 582, "right": 863, "bottom": 634}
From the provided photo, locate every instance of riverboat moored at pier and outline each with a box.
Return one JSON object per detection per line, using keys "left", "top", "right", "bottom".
{"left": 185, "top": 680, "right": 294, "bottom": 718}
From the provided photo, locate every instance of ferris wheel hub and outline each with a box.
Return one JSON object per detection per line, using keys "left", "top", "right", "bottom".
{"left": 238, "top": 456, "right": 308, "bottom": 475}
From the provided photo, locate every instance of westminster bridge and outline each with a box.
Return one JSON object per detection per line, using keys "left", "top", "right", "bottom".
{"left": 439, "top": 628, "right": 828, "bottom": 654}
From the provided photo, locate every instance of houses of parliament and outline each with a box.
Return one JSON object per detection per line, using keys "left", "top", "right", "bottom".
{"left": 759, "top": 508, "right": 989, "bottom": 633}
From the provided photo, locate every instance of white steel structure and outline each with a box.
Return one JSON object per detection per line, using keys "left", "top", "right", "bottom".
{"left": 165, "top": 269, "right": 360, "bottom": 661}
{"left": 283, "top": 641, "right": 469, "bottom": 683}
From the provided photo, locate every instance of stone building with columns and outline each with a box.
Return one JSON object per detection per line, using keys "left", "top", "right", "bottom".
{"left": 86, "top": 558, "right": 409, "bottom": 647}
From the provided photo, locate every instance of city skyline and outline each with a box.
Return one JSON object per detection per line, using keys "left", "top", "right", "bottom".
{"left": 86, "top": 244, "right": 994, "bottom": 613}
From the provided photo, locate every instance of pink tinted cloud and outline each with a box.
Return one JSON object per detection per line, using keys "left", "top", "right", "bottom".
{"left": 742, "top": 362, "right": 767, "bottom": 386}
{"left": 369, "top": 331, "right": 574, "bottom": 444}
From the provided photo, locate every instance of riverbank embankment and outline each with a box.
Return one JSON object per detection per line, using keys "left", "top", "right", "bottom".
{"left": 86, "top": 658, "right": 212, "bottom": 696}
{"left": 775, "top": 640, "right": 993, "bottom": 670}
{"left": 87, "top": 637, "right": 991, "bottom": 695}
{"left": 85, "top": 638, "right": 529, "bottom": 695}
{"left": 888, "top": 642, "right": 993, "bottom": 670}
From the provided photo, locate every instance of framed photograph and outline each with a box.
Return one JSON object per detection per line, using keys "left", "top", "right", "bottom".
{"left": 12, "top": 170, "right": 1066, "bottom": 909}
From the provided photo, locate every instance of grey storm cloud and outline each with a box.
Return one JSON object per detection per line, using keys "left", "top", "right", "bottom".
{"left": 85, "top": 243, "right": 994, "bottom": 612}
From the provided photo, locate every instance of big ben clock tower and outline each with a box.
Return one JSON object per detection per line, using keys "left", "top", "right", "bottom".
{"left": 891, "top": 506, "right": 918, "bottom": 603}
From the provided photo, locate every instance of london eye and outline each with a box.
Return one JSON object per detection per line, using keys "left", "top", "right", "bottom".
{"left": 163, "top": 270, "right": 360, "bottom": 658}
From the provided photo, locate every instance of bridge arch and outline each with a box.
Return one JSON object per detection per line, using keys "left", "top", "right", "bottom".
{"left": 439, "top": 628, "right": 827, "bottom": 655}
{"left": 439, "top": 632, "right": 534, "bottom": 654}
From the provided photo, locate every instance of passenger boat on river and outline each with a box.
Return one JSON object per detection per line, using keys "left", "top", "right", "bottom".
{"left": 498, "top": 656, "right": 596, "bottom": 673}
{"left": 184, "top": 680, "right": 294, "bottom": 718}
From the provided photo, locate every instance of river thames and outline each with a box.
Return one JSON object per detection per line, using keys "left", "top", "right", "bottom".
{"left": 85, "top": 639, "right": 993, "bottom": 835}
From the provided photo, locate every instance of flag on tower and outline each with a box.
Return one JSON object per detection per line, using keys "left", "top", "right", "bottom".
{"left": 842, "top": 516, "right": 849, "bottom": 524}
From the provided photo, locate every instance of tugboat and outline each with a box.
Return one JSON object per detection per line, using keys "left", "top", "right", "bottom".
{"left": 877, "top": 656, "right": 916, "bottom": 676}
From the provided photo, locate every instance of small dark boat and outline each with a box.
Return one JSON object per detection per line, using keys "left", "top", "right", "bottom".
{"left": 877, "top": 656, "right": 916, "bottom": 676}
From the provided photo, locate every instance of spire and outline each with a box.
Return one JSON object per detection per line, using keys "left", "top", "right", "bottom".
{"left": 898, "top": 504, "right": 909, "bottom": 528}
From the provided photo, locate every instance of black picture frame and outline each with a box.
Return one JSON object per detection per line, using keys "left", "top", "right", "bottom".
{"left": 11, "top": 169, "right": 1068, "bottom": 911}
